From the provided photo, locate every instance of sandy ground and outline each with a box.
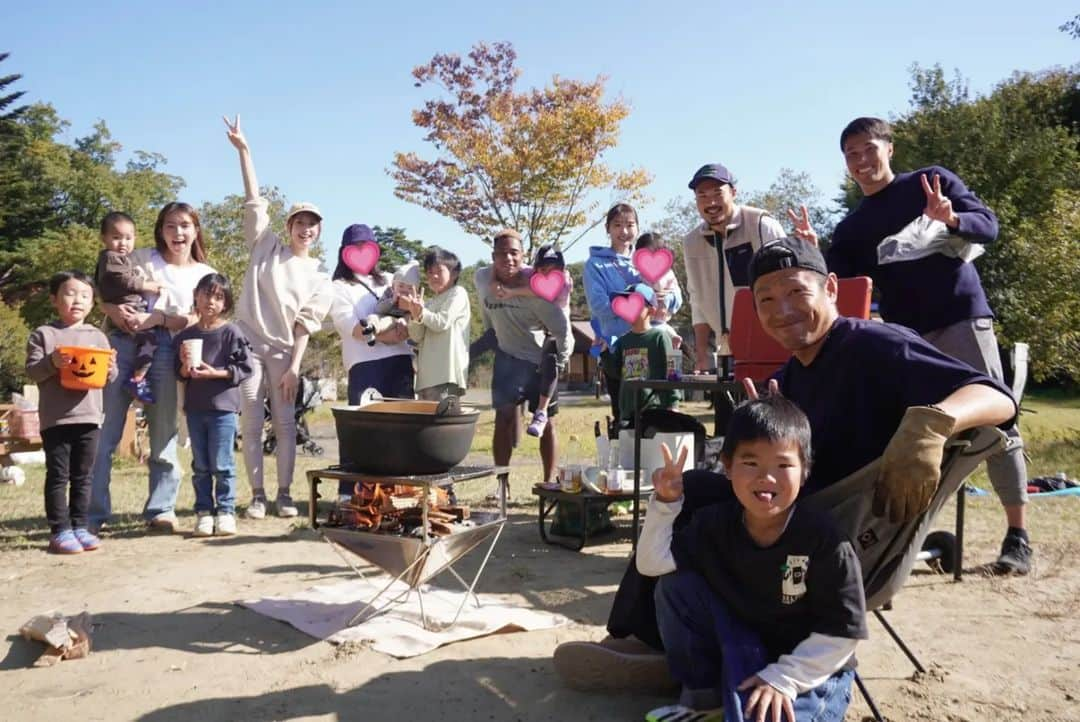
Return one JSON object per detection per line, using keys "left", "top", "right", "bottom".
{"left": 3, "top": 422, "right": 1079, "bottom": 722}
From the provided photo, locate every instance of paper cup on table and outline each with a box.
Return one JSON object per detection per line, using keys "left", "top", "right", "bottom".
{"left": 181, "top": 339, "right": 203, "bottom": 373}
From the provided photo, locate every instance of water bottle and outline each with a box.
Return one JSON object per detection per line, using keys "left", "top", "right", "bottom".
{"left": 607, "top": 440, "right": 623, "bottom": 493}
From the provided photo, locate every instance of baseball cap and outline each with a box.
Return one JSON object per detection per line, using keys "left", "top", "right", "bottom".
{"left": 286, "top": 201, "right": 323, "bottom": 224}
{"left": 748, "top": 238, "right": 829, "bottom": 289}
{"left": 688, "top": 163, "right": 736, "bottom": 190}
{"left": 533, "top": 244, "right": 565, "bottom": 269}
{"left": 611, "top": 282, "right": 658, "bottom": 307}
{"left": 341, "top": 223, "right": 376, "bottom": 246}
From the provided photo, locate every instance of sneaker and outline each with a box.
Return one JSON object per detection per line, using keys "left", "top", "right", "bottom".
{"left": 553, "top": 638, "right": 677, "bottom": 695}
{"left": 246, "top": 496, "right": 267, "bottom": 520}
{"left": 125, "top": 375, "right": 155, "bottom": 404}
{"left": 148, "top": 511, "right": 179, "bottom": 533}
{"left": 48, "top": 530, "right": 83, "bottom": 555}
{"left": 275, "top": 494, "right": 299, "bottom": 518}
{"left": 645, "top": 704, "right": 724, "bottom": 722}
{"left": 215, "top": 513, "right": 237, "bottom": 536}
{"left": 193, "top": 513, "right": 214, "bottom": 537}
{"left": 526, "top": 409, "right": 548, "bottom": 437}
{"left": 72, "top": 528, "right": 100, "bottom": 551}
{"left": 992, "top": 532, "right": 1033, "bottom": 575}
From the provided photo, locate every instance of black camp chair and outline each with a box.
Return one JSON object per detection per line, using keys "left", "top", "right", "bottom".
{"left": 811, "top": 426, "right": 1007, "bottom": 721}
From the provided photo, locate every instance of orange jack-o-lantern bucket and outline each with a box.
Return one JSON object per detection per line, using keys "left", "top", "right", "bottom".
{"left": 57, "top": 346, "right": 114, "bottom": 391}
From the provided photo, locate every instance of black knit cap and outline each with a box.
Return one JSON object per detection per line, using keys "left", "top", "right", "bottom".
{"left": 748, "top": 237, "right": 829, "bottom": 289}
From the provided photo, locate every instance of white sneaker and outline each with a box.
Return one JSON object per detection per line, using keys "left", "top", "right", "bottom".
{"left": 245, "top": 497, "right": 267, "bottom": 520}
{"left": 215, "top": 513, "right": 237, "bottom": 536}
{"left": 275, "top": 494, "right": 298, "bottom": 518}
{"left": 193, "top": 513, "right": 214, "bottom": 537}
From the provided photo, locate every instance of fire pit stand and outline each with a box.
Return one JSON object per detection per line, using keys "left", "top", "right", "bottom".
{"left": 306, "top": 464, "right": 509, "bottom": 631}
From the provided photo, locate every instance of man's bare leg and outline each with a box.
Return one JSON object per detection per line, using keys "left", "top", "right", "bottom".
{"left": 492, "top": 405, "right": 518, "bottom": 504}
{"left": 540, "top": 415, "right": 558, "bottom": 484}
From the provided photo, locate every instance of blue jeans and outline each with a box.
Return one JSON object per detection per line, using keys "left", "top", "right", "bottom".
{"left": 655, "top": 570, "right": 853, "bottom": 722}
{"left": 89, "top": 329, "right": 181, "bottom": 525}
{"left": 187, "top": 410, "right": 238, "bottom": 515}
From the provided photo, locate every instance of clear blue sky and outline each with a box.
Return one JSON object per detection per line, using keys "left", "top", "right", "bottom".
{"left": 6, "top": 1, "right": 1076, "bottom": 266}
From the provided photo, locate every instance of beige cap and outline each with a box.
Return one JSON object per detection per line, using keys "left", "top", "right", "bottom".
{"left": 285, "top": 201, "right": 323, "bottom": 224}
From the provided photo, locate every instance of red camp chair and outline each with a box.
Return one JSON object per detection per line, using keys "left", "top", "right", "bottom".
{"left": 729, "top": 275, "right": 873, "bottom": 383}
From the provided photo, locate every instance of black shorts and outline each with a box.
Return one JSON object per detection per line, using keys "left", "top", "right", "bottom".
{"left": 491, "top": 348, "right": 559, "bottom": 415}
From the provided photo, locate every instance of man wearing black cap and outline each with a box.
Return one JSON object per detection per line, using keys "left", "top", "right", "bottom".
{"left": 683, "top": 163, "right": 785, "bottom": 372}
{"left": 553, "top": 237, "right": 1017, "bottom": 695}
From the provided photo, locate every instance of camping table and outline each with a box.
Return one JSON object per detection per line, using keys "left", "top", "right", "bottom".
{"left": 532, "top": 485, "right": 640, "bottom": 551}
{"left": 307, "top": 464, "right": 509, "bottom": 631}
{"left": 622, "top": 375, "right": 738, "bottom": 548}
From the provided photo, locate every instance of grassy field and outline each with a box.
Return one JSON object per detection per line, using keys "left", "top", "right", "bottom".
{"left": 1, "top": 389, "right": 1077, "bottom": 551}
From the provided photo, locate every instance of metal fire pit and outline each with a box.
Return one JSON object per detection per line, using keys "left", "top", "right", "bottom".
{"left": 307, "top": 464, "right": 509, "bottom": 630}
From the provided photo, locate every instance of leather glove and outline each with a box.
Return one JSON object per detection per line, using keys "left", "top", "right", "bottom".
{"left": 873, "top": 405, "right": 957, "bottom": 524}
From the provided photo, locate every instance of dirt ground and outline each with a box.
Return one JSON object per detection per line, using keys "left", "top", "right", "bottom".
{"left": 2, "top": 419, "right": 1079, "bottom": 722}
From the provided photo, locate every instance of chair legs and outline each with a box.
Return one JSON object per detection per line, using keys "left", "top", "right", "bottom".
{"left": 853, "top": 670, "right": 886, "bottom": 722}
{"left": 872, "top": 609, "right": 926, "bottom": 674}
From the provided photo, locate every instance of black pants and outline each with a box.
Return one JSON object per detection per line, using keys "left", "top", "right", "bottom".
{"left": 600, "top": 350, "right": 621, "bottom": 423}
{"left": 42, "top": 424, "right": 100, "bottom": 534}
{"left": 605, "top": 470, "right": 735, "bottom": 650}
{"left": 536, "top": 337, "right": 559, "bottom": 404}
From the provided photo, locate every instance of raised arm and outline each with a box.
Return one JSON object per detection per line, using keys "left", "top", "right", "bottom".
{"left": 921, "top": 167, "right": 998, "bottom": 243}
{"left": 224, "top": 115, "right": 259, "bottom": 202}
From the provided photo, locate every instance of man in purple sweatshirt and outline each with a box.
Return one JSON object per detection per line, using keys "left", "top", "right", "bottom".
{"left": 819, "top": 116, "right": 1031, "bottom": 575}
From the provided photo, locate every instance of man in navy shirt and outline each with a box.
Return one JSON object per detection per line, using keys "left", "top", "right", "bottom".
{"left": 816, "top": 117, "right": 1031, "bottom": 575}
{"left": 554, "top": 237, "right": 1018, "bottom": 694}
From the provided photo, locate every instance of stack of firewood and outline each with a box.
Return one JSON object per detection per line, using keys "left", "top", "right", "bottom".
{"left": 327, "top": 482, "right": 469, "bottom": 537}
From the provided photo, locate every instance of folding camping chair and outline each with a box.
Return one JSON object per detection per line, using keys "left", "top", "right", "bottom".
{"left": 726, "top": 275, "right": 1007, "bottom": 719}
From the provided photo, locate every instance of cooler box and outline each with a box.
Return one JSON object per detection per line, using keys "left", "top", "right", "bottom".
{"left": 618, "top": 430, "right": 694, "bottom": 491}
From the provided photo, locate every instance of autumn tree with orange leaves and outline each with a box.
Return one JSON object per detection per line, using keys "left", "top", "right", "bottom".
{"left": 391, "top": 41, "right": 650, "bottom": 255}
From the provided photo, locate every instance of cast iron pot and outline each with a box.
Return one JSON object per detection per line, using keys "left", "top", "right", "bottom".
{"left": 332, "top": 399, "right": 480, "bottom": 476}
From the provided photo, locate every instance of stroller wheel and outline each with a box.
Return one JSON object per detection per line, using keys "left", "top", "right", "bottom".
{"left": 311, "top": 444, "right": 324, "bottom": 456}
{"left": 921, "top": 530, "right": 957, "bottom": 574}
{"left": 263, "top": 437, "right": 277, "bottom": 455}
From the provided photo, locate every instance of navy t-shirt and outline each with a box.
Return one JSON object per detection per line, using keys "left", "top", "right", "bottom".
{"left": 672, "top": 499, "right": 868, "bottom": 662}
{"left": 828, "top": 166, "right": 997, "bottom": 334}
{"left": 775, "top": 317, "right": 1015, "bottom": 494}
{"left": 175, "top": 322, "right": 252, "bottom": 413}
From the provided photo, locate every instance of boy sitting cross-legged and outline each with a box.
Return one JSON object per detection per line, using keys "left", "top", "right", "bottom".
{"left": 638, "top": 397, "right": 867, "bottom": 722}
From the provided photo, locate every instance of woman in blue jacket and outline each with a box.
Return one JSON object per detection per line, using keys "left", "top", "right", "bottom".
{"left": 583, "top": 203, "right": 681, "bottom": 422}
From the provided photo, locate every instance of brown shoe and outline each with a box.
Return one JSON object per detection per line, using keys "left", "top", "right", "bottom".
{"left": 553, "top": 638, "right": 677, "bottom": 695}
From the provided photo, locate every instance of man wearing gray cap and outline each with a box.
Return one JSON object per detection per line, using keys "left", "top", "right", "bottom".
{"left": 683, "top": 163, "right": 785, "bottom": 372}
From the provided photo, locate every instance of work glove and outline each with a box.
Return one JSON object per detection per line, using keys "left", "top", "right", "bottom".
{"left": 873, "top": 405, "right": 957, "bottom": 524}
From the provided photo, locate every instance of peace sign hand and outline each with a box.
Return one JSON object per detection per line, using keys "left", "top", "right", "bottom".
{"left": 920, "top": 173, "right": 958, "bottom": 228}
{"left": 786, "top": 205, "right": 819, "bottom": 247}
{"left": 742, "top": 377, "right": 780, "bottom": 401}
{"left": 223, "top": 114, "right": 249, "bottom": 153}
{"left": 652, "top": 442, "right": 689, "bottom": 503}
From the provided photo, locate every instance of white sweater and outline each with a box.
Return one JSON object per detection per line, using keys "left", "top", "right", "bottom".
{"left": 235, "top": 197, "right": 332, "bottom": 353}
{"left": 408, "top": 284, "right": 471, "bottom": 391}
{"left": 330, "top": 276, "right": 413, "bottom": 372}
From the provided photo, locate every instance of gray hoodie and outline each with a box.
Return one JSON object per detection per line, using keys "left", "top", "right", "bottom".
{"left": 475, "top": 266, "right": 572, "bottom": 367}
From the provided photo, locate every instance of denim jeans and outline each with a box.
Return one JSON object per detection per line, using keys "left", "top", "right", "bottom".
{"left": 187, "top": 410, "right": 238, "bottom": 515}
{"left": 89, "top": 329, "right": 181, "bottom": 525}
{"left": 655, "top": 570, "right": 854, "bottom": 722}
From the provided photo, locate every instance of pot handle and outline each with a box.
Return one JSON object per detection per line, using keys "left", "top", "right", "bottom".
{"left": 435, "top": 396, "right": 462, "bottom": 417}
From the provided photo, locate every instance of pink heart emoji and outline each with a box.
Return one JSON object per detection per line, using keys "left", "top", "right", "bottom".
{"left": 343, "top": 241, "right": 381, "bottom": 276}
{"left": 529, "top": 269, "right": 566, "bottom": 303}
{"left": 633, "top": 248, "right": 674, "bottom": 285}
{"left": 611, "top": 292, "right": 646, "bottom": 324}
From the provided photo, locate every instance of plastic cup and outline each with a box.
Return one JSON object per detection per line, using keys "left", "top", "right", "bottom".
{"left": 181, "top": 338, "right": 203, "bottom": 372}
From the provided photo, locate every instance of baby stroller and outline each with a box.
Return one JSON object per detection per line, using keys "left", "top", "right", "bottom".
{"left": 262, "top": 374, "right": 324, "bottom": 456}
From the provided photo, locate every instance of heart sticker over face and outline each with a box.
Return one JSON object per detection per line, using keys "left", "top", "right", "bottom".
{"left": 612, "top": 292, "right": 647, "bottom": 324}
{"left": 633, "top": 248, "right": 674, "bottom": 285}
{"left": 343, "top": 241, "right": 381, "bottom": 276}
{"left": 529, "top": 269, "right": 566, "bottom": 304}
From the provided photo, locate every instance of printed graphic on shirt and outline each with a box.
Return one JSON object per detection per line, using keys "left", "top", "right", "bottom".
{"left": 622, "top": 348, "right": 649, "bottom": 382}
{"left": 781, "top": 555, "right": 809, "bottom": 604}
